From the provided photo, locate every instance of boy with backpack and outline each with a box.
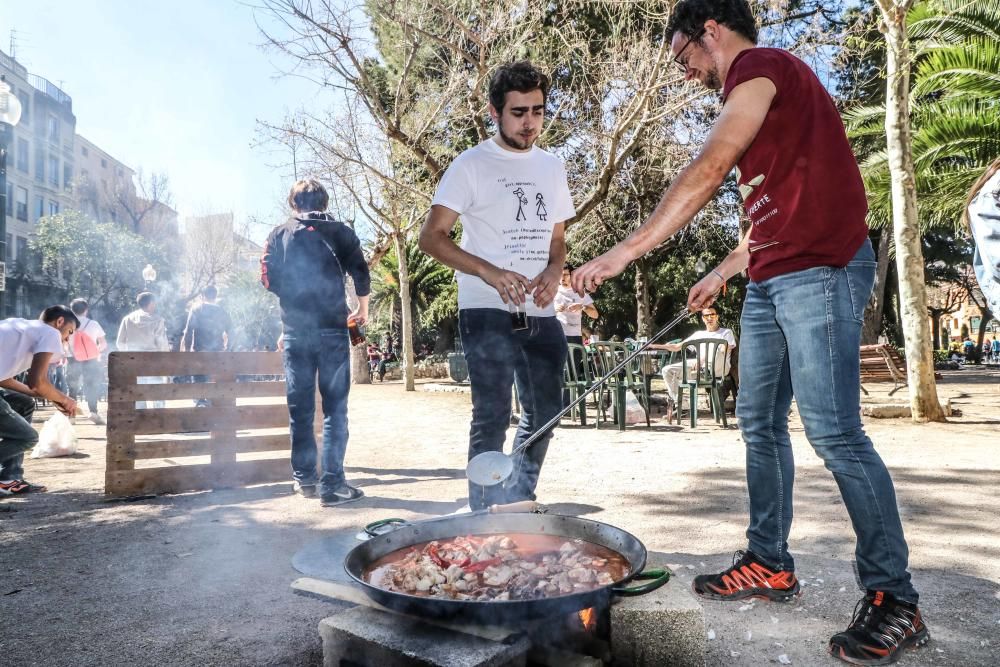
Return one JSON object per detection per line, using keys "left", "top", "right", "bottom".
{"left": 69, "top": 298, "right": 108, "bottom": 425}
{"left": 260, "top": 179, "right": 370, "bottom": 507}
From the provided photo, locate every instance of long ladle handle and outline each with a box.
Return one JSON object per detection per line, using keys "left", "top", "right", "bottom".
{"left": 509, "top": 307, "right": 693, "bottom": 458}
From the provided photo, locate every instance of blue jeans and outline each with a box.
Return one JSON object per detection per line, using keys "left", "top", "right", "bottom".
{"left": 0, "top": 390, "right": 37, "bottom": 481}
{"left": 281, "top": 328, "right": 351, "bottom": 494}
{"left": 736, "top": 239, "right": 918, "bottom": 602}
{"left": 460, "top": 309, "right": 568, "bottom": 510}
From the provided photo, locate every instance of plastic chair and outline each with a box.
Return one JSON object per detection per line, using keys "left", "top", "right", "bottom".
{"left": 676, "top": 338, "right": 730, "bottom": 428}
{"left": 591, "top": 341, "right": 651, "bottom": 430}
{"left": 563, "top": 343, "right": 601, "bottom": 427}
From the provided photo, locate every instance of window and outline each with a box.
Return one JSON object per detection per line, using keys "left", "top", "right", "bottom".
{"left": 48, "top": 115, "right": 60, "bottom": 142}
{"left": 16, "top": 138, "right": 29, "bottom": 172}
{"left": 116, "top": 166, "right": 123, "bottom": 177}
{"left": 15, "top": 186, "right": 28, "bottom": 221}
{"left": 5, "top": 233, "right": 12, "bottom": 262}
{"left": 17, "top": 89, "right": 29, "bottom": 126}
{"left": 64, "top": 164, "right": 73, "bottom": 191}
{"left": 49, "top": 200, "right": 60, "bottom": 216}
{"left": 34, "top": 195, "right": 44, "bottom": 221}
{"left": 4, "top": 183, "right": 11, "bottom": 216}
{"left": 34, "top": 147, "right": 45, "bottom": 181}
{"left": 48, "top": 155, "right": 59, "bottom": 187}
{"left": 100, "top": 158, "right": 108, "bottom": 168}
{"left": 17, "top": 237, "right": 28, "bottom": 263}
{"left": 81, "top": 145, "right": 89, "bottom": 157}
{"left": 80, "top": 168, "right": 89, "bottom": 182}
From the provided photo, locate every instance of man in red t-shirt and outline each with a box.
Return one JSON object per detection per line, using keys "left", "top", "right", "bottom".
{"left": 572, "top": 1, "right": 926, "bottom": 663}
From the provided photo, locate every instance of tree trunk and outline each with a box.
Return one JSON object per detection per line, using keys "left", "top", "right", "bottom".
{"left": 394, "top": 233, "right": 416, "bottom": 391}
{"left": 342, "top": 228, "right": 370, "bottom": 384}
{"left": 861, "top": 230, "right": 892, "bottom": 344}
{"left": 877, "top": 2, "right": 945, "bottom": 422}
{"left": 929, "top": 311, "right": 941, "bottom": 351}
{"left": 634, "top": 261, "right": 652, "bottom": 338}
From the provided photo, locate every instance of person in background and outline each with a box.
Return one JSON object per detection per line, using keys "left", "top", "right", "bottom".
{"left": 181, "top": 285, "right": 232, "bottom": 407}
{"left": 1, "top": 306, "right": 79, "bottom": 495}
{"left": 555, "top": 263, "right": 599, "bottom": 346}
{"left": 117, "top": 291, "right": 170, "bottom": 409}
{"left": 68, "top": 298, "right": 108, "bottom": 425}
{"left": 649, "top": 306, "right": 736, "bottom": 420}
{"left": 966, "top": 158, "right": 1000, "bottom": 354}
{"left": 261, "top": 178, "right": 370, "bottom": 507}
{"left": 571, "top": 1, "right": 926, "bottom": 662}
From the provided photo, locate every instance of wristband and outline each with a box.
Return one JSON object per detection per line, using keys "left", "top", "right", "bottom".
{"left": 710, "top": 269, "right": 727, "bottom": 296}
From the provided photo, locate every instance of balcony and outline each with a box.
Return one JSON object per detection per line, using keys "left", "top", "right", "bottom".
{"left": 27, "top": 74, "right": 72, "bottom": 110}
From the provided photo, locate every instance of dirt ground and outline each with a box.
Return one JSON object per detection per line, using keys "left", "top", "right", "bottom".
{"left": 2, "top": 369, "right": 999, "bottom": 666}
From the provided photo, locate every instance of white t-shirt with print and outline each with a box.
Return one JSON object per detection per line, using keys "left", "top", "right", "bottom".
{"left": 0, "top": 318, "right": 64, "bottom": 381}
{"left": 554, "top": 285, "right": 594, "bottom": 336}
{"left": 432, "top": 139, "right": 576, "bottom": 317}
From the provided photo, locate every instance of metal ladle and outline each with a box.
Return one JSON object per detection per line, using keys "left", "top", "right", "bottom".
{"left": 467, "top": 307, "right": 695, "bottom": 487}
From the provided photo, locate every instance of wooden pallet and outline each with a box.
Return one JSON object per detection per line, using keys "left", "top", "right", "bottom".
{"left": 105, "top": 351, "right": 305, "bottom": 497}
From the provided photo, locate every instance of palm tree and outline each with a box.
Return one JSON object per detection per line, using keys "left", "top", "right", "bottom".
{"left": 846, "top": 0, "right": 1000, "bottom": 232}
{"left": 368, "top": 237, "right": 453, "bottom": 340}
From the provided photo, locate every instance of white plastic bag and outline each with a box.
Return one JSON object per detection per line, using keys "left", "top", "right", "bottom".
{"left": 32, "top": 412, "right": 78, "bottom": 458}
{"left": 623, "top": 390, "right": 646, "bottom": 425}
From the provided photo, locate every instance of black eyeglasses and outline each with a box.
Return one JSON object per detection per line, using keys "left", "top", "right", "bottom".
{"left": 674, "top": 28, "right": 706, "bottom": 72}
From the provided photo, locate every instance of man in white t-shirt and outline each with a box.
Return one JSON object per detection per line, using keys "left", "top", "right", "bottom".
{"left": 0, "top": 305, "right": 79, "bottom": 495}
{"left": 555, "top": 264, "right": 599, "bottom": 346}
{"left": 420, "top": 61, "right": 575, "bottom": 510}
{"left": 69, "top": 298, "right": 108, "bottom": 424}
{"left": 649, "top": 307, "right": 736, "bottom": 415}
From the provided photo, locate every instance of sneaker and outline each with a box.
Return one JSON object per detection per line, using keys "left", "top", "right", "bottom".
{"left": 692, "top": 550, "right": 800, "bottom": 602}
{"left": 0, "top": 480, "right": 46, "bottom": 495}
{"left": 829, "top": 591, "right": 929, "bottom": 665}
{"left": 292, "top": 481, "right": 317, "bottom": 498}
{"left": 320, "top": 483, "right": 365, "bottom": 507}
{"left": 90, "top": 413, "right": 105, "bottom": 425}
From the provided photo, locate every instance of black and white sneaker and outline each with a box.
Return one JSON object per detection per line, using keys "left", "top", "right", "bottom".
{"left": 829, "top": 590, "right": 929, "bottom": 665}
{"left": 292, "top": 481, "right": 317, "bottom": 498}
{"left": 320, "top": 483, "right": 365, "bottom": 507}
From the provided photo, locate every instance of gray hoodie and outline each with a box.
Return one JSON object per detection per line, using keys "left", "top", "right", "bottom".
{"left": 116, "top": 309, "right": 169, "bottom": 352}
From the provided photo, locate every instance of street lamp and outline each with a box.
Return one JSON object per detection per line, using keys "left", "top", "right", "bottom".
{"left": 142, "top": 263, "right": 157, "bottom": 291}
{"left": 0, "top": 76, "right": 24, "bottom": 319}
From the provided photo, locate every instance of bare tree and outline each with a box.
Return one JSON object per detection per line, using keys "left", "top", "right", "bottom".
{"left": 874, "top": 0, "right": 946, "bottom": 421}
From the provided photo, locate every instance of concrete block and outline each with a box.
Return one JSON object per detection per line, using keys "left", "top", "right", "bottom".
{"left": 610, "top": 576, "right": 706, "bottom": 667}
{"left": 320, "top": 606, "right": 530, "bottom": 667}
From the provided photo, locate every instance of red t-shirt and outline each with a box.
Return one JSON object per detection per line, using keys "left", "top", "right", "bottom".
{"left": 722, "top": 48, "right": 869, "bottom": 282}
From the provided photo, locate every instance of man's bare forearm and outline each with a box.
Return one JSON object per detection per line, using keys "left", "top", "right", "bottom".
{"left": 0, "top": 378, "right": 36, "bottom": 396}
{"left": 714, "top": 230, "right": 751, "bottom": 280}
{"left": 619, "top": 156, "right": 729, "bottom": 262}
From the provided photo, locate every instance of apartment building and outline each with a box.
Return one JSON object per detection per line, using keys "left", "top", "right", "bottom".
{"left": 1, "top": 48, "right": 77, "bottom": 317}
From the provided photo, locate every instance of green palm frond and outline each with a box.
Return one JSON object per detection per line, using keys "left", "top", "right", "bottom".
{"left": 909, "top": 0, "right": 1000, "bottom": 44}
{"left": 914, "top": 38, "right": 1000, "bottom": 97}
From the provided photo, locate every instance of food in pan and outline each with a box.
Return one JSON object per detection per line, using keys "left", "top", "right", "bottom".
{"left": 364, "top": 533, "right": 630, "bottom": 601}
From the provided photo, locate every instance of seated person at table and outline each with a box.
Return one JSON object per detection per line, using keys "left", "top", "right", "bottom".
{"left": 649, "top": 307, "right": 736, "bottom": 417}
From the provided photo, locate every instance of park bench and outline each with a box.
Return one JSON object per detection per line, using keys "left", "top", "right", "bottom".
{"left": 859, "top": 344, "right": 908, "bottom": 396}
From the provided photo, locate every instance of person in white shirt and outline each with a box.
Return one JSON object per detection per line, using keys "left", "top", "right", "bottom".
{"left": 420, "top": 61, "right": 576, "bottom": 510}
{"left": 555, "top": 264, "right": 599, "bottom": 345}
{"left": 650, "top": 307, "right": 736, "bottom": 416}
{"left": 69, "top": 298, "right": 108, "bottom": 424}
{"left": 117, "top": 291, "right": 170, "bottom": 410}
{"left": 0, "top": 305, "right": 79, "bottom": 495}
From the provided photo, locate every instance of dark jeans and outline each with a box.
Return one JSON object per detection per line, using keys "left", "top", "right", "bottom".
{"left": 0, "top": 390, "right": 37, "bottom": 481}
{"left": 69, "top": 359, "right": 103, "bottom": 413}
{"left": 282, "top": 328, "right": 352, "bottom": 494}
{"left": 737, "top": 239, "right": 918, "bottom": 602}
{"left": 460, "top": 309, "right": 567, "bottom": 510}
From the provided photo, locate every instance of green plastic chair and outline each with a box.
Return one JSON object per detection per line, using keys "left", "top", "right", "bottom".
{"left": 563, "top": 343, "right": 601, "bottom": 427}
{"left": 591, "top": 341, "right": 651, "bottom": 430}
{"left": 676, "top": 338, "right": 730, "bottom": 428}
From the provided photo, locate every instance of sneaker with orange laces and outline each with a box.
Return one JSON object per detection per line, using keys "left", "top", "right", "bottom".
{"left": 692, "top": 550, "right": 801, "bottom": 602}
{"left": 828, "top": 591, "right": 929, "bottom": 665}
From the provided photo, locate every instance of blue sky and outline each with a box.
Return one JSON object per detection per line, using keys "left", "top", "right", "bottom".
{"left": 3, "top": 0, "right": 319, "bottom": 241}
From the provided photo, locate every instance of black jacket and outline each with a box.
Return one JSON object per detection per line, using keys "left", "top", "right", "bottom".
{"left": 260, "top": 212, "right": 371, "bottom": 331}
